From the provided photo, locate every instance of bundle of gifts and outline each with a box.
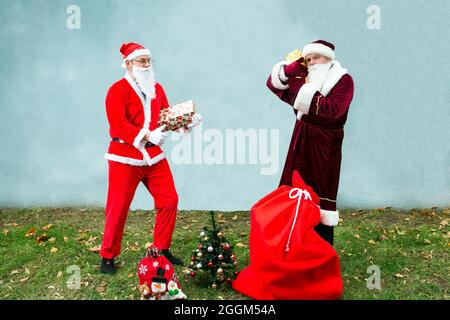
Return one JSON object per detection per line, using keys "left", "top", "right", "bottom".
{"left": 137, "top": 246, "right": 187, "bottom": 300}
{"left": 158, "top": 100, "right": 197, "bottom": 132}
{"left": 232, "top": 171, "right": 343, "bottom": 300}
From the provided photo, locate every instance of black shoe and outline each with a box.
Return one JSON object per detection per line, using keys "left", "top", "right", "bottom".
{"left": 160, "top": 249, "right": 184, "bottom": 266}
{"left": 100, "top": 258, "right": 116, "bottom": 274}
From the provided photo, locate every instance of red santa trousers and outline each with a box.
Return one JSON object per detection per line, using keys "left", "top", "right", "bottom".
{"left": 100, "top": 159, "right": 178, "bottom": 259}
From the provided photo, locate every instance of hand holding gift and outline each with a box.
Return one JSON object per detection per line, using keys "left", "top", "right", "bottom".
{"left": 158, "top": 100, "right": 200, "bottom": 132}
{"left": 284, "top": 49, "right": 308, "bottom": 78}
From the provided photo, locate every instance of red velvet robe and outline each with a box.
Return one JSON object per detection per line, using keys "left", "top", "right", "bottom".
{"left": 267, "top": 61, "right": 354, "bottom": 213}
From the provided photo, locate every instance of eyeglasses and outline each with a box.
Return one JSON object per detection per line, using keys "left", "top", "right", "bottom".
{"left": 132, "top": 58, "right": 152, "bottom": 65}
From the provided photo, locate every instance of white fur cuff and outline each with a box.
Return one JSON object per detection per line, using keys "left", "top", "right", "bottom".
{"left": 293, "top": 83, "right": 317, "bottom": 114}
{"left": 270, "top": 61, "right": 289, "bottom": 90}
{"left": 133, "top": 128, "right": 149, "bottom": 149}
{"left": 320, "top": 209, "right": 339, "bottom": 227}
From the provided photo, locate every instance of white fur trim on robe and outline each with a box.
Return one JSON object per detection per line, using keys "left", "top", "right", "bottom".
{"left": 270, "top": 61, "right": 289, "bottom": 90}
{"left": 133, "top": 128, "right": 149, "bottom": 149}
{"left": 293, "top": 83, "right": 317, "bottom": 114}
{"left": 320, "top": 209, "right": 339, "bottom": 227}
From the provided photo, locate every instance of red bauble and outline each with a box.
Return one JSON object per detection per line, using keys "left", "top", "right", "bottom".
{"left": 208, "top": 261, "right": 213, "bottom": 268}
{"left": 234, "top": 271, "right": 239, "bottom": 277}
{"left": 226, "top": 278, "right": 233, "bottom": 284}
{"left": 190, "top": 271, "right": 196, "bottom": 278}
{"left": 222, "top": 244, "right": 230, "bottom": 251}
{"left": 191, "top": 256, "right": 196, "bottom": 261}
{"left": 198, "top": 244, "right": 203, "bottom": 249}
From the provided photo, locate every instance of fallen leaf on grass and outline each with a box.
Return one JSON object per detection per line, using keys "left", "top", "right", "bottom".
{"left": 368, "top": 240, "right": 376, "bottom": 245}
{"left": 235, "top": 242, "right": 247, "bottom": 248}
{"left": 218, "top": 220, "right": 227, "bottom": 224}
{"left": 48, "top": 237, "right": 56, "bottom": 243}
{"left": 25, "top": 268, "right": 30, "bottom": 275}
{"left": 19, "top": 277, "right": 29, "bottom": 283}
{"left": 424, "top": 239, "right": 431, "bottom": 244}
{"left": 2, "top": 229, "right": 9, "bottom": 236}
{"left": 42, "top": 224, "right": 53, "bottom": 231}
{"left": 50, "top": 247, "right": 58, "bottom": 253}
{"left": 36, "top": 234, "right": 48, "bottom": 244}
{"left": 88, "top": 246, "right": 101, "bottom": 253}
{"left": 395, "top": 273, "right": 405, "bottom": 278}
{"left": 10, "top": 269, "right": 19, "bottom": 276}
{"left": 25, "top": 228, "right": 36, "bottom": 238}
{"left": 3, "top": 222, "right": 19, "bottom": 227}
{"left": 57, "top": 271, "right": 63, "bottom": 278}
{"left": 232, "top": 215, "right": 238, "bottom": 221}
{"left": 354, "top": 234, "right": 360, "bottom": 239}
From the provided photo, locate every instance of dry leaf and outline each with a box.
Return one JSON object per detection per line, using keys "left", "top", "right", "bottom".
{"left": 19, "top": 276, "right": 29, "bottom": 283}
{"left": 395, "top": 273, "right": 405, "bottom": 278}
{"left": 3, "top": 222, "right": 19, "bottom": 227}
{"left": 10, "top": 269, "right": 19, "bottom": 275}
{"left": 354, "top": 234, "right": 360, "bottom": 239}
{"left": 42, "top": 224, "right": 53, "bottom": 231}
{"left": 128, "top": 273, "right": 134, "bottom": 278}
{"left": 96, "top": 286, "right": 105, "bottom": 293}
{"left": 25, "top": 268, "right": 30, "bottom": 274}
{"left": 48, "top": 237, "right": 56, "bottom": 243}
{"left": 232, "top": 215, "right": 238, "bottom": 221}
{"left": 50, "top": 247, "right": 58, "bottom": 253}
{"left": 236, "top": 242, "right": 247, "bottom": 248}
{"left": 88, "top": 246, "right": 101, "bottom": 253}
{"left": 368, "top": 240, "right": 376, "bottom": 245}
{"left": 25, "top": 227, "right": 36, "bottom": 238}
{"left": 2, "top": 229, "right": 9, "bottom": 236}
{"left": 36, "top": 234, "right": 48, "bottom": 244}
{"left": 218, "top": 220, "right": 227, "bottom": 224}
{"left": 381, "top": 235, "right": 389, "bottom": 241}
{"left": 63, "top": 236, "right": 69, "bottom": 242}
{"left": 424, "top": 239, "right": 431, "bottom": 244}
{"left": 57, "top": 271, "right": 63, "bottom": 278}
{"left": 404, "top": 218, "right": 410, "bottom": 221}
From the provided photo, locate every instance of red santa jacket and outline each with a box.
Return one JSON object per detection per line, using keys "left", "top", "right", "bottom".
{"left": 104, "top": 73, "right": 169, "bottom": 166}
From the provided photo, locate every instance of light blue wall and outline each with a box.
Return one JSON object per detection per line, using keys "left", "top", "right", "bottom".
{"left": 0, "top": 0, "right": 449, "bottom": 210}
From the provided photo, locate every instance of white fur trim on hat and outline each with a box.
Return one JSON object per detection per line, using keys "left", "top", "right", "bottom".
{"left": 302, "top": 43, "right": 335, "bottom": 60}
{"left": 121, "top": 48, "right": 151, "bottom": 68}
{"left": 270, "top": 61, "right": 289, "bottom": 90}
{"left": 320, "top": 209, "right": 339, "bottom": 227}
{"left": 293, "top": 83, "right": 317, "bottom": 114}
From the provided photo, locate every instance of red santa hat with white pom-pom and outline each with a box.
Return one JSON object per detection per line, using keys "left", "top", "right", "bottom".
{"left": 120, "top": 42, "right": 151, "bottom": 68}
{"left": 301, "top": 40, "right": 335, "bottom": 60}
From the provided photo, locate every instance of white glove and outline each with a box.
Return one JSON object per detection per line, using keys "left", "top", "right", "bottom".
{"left": 146, "top": 125, "right": 167, "bottom": 146}
{"left": 187, "top": 113, "right": 202, "bottom": 128}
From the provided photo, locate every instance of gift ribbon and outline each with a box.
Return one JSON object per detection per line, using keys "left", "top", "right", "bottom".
{"left": 285, "top": 188, "right": 312, "bottom": 252}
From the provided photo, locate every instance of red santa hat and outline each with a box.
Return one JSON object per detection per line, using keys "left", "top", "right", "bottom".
{"left": 120, "top": 42, "right": 151, "bottom": 68}
{"left": 302, "top": 40, "right": 335, "bottom": 60}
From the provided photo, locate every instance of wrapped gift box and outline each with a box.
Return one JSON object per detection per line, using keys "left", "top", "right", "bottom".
{"left": 158, "top": 100, "right": 197, "bottom": 131}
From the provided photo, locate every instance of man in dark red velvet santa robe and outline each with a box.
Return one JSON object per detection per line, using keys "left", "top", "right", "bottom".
{"left": 267, "top": 40, "right": 354, "bottom": 245}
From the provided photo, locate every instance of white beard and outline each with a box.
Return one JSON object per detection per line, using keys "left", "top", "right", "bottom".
{"left": 132, "top": 65, "right": 156, "bottom": 99}
{"left": 307, "top": 62, "right": 333, "bottom": 90}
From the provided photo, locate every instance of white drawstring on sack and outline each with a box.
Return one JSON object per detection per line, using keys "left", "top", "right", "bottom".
{"left": 285, "top": 188, "right": 312, "bottom": 252}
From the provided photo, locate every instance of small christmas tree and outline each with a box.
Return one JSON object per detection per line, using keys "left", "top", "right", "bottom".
{"left": 188, "top": 211, "right": 239, "bottom": 288}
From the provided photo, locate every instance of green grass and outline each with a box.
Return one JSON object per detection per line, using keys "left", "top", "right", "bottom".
{"left": 0, "top": 207, "right": 448, "bottom": 300}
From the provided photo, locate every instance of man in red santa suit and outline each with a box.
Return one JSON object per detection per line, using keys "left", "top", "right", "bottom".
{"left": 99, "top": 43, "right": 201, "bottom": 274}
{"left": 267, "top": 40, "right": 354, "bottom": 246}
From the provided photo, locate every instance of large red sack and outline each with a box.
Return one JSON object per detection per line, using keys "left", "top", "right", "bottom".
{"left": 232, "top": 171, "right": 343, "bottom": 300}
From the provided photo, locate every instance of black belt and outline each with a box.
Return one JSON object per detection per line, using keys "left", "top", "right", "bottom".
{"left": 112, "top": 138, "right": 154, "bottom": 148}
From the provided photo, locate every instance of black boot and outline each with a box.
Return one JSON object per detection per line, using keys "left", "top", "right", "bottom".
{"left": 160, "top": 249, "right": 184, "bottom": 266}
{"left": 100, "top": 258, "right": 116, "bottom": 274}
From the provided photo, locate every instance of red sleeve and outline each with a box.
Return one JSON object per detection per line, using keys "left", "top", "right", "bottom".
{"left": 307, "top": 75, "right": 354, "bottom": 121}
{"left": 105, "top": 83, "right": 148, "bottom": 149}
